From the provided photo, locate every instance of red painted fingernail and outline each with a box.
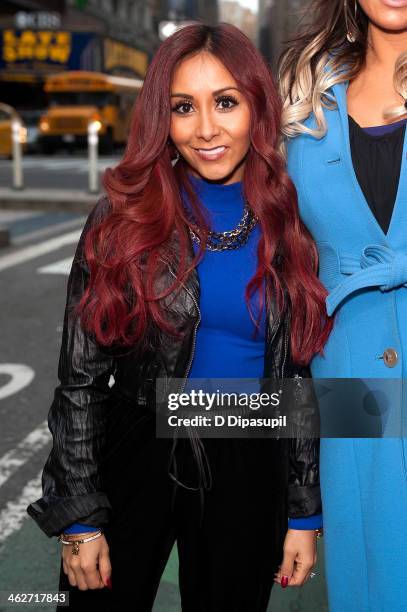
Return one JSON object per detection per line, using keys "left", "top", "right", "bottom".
{"left": 105, "top": 577, "right": 112, "bottom": 589}
{"left": 281, "top": 576, "right": 289, "bottom": 589}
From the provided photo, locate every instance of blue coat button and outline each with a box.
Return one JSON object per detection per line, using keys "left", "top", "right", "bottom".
{"left": 383, "top": 348, "right": 398, "bottom": 368}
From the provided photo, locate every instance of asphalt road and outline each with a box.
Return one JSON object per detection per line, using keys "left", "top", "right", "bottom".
{"left": 0, "top": 210, "right": 329, "bottom": 611}
{"left": 0, "top": 153, "right": 121, "bottom": 192}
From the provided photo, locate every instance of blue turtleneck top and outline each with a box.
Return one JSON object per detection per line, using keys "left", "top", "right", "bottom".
{"left": 64, "top": 174, "right": 322, "bottom": 534}
{"left": 186, "top": 174, "right": 265, "bottom": 379}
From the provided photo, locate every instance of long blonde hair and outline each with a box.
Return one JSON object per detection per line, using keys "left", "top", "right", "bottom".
{"left": 278, "top": 0, "right": 407, "bottom": 140}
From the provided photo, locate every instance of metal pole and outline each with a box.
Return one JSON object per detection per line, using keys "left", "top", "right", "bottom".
{"left": 88, "top": 121, "right": 99, "bottom": 194}
{"left": 11, "top": 119, "right": 24, "bottom": 190}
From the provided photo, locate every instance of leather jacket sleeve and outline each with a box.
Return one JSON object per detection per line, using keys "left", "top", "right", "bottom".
{"left": 278, "top": 308, "right": 322, "bottom": 519}
{"left": 285, "top": 344, "right": 322, "bottom": 519}
{"left": 26, "top": 197, "right": 115, "bottom": 537}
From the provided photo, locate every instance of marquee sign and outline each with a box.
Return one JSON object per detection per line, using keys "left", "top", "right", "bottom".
{"left": 0, "top": 30, "right": 100, "bottom": 73}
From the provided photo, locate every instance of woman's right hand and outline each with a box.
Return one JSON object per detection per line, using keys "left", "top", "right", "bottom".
{"left": 61, "top": 533, "right": 112, "bottom": 590}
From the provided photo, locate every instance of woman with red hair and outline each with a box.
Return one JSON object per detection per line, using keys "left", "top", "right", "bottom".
{"left": 27, "top": 22, "right": 331, "bottom": 610}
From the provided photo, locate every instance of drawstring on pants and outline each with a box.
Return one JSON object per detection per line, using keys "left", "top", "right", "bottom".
{"left": 167, "top": 425, "right": 212, "bottom": 528}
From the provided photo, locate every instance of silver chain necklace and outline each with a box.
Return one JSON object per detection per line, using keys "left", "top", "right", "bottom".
{"left": 188, "top": 202, "right": 258, "bottom": 252}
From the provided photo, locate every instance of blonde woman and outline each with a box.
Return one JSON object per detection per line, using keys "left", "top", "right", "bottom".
{"left": 279, "top": 1, "right": 407, "bottom": 611}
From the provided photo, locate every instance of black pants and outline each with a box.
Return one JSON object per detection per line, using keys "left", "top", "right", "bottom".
{"left": 57, "top": 401, "right": 288, "bottom": 611}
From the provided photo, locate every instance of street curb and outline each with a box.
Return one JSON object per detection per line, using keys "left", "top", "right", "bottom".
{"left": 0, "top": 190, "right": 102, "bottom": 213}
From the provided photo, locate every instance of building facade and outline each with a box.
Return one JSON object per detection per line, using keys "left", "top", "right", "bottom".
{"left": 0, "top": 0, "right": 161, "bottom": 111}
{"left": 258, "top": 0, "right": 307, "bottom": 69}
{"left": 219, "top": 0, "right": 257, "bottom": 43}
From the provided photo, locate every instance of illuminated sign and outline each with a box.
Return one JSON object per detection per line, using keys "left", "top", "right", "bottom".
{"left": 0, "top": 31, "right": 100, "bottom": 73}
{"left": 3, "top": 30, "right": 71, "bottom": 63}
{"left": 15, "top": 12, "right": 62, "bottom": 29}
{"left": 104, "top": 39, "right": 148, "bottom": 77}
{"left": 0, "top": 31, "right": 147, "bottom": 77}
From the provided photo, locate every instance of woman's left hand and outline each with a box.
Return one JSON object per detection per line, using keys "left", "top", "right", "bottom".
{"left": 274, "top": 529, "right": 317, "bottom": 588}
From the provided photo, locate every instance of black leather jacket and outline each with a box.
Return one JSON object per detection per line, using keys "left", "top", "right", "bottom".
{"left": 26, "top": 196, "right": 322, "bottom": 538}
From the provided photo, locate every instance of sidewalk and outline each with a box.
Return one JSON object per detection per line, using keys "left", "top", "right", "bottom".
{"left": 0, "top": 188, "right": 101, "bottom": 248}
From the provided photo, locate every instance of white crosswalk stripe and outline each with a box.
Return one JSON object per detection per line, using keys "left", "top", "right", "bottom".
{"left": 0, "top": 230, "right": 80, "bottom": 272}
{"left": 0, "top": 470, "right": 43, "bottom": 548}
{"left": 37, "top": 257, "right": 73, "bottom": 275}
{"left": 0, "top": 421, "right": 50, "bottom": 489}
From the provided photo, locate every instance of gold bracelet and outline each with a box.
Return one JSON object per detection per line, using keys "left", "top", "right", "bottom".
{"left": 58, "top": 530, "right": 103, "bottom": 555}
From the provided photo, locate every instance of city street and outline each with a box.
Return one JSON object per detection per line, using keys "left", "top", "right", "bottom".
{"left": 0, "top": 214, "right": 328, "bottom": 611}
{"left": 0, "top": 218, "right": 180, "bottom": 611}
{"left": 0, "top": 153, "right": 121, "bottom": 192}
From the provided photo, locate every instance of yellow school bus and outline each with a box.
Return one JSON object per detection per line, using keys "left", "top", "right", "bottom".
{"left": 38, "top": 71, "right": 143, "bottom": 154}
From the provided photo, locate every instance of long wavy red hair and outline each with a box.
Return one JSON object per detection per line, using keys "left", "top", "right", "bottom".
{"left": 75, "top": 22, "right": 333, "bottom": 366}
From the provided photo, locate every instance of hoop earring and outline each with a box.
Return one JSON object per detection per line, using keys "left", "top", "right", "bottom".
{"left": 172, "top": 149, "right": 180, "bottom": 165}
{"left": 167, "top": 140, "right": 180, "bottom": 165}
{"left": 344, "top": 0, "right": 358, "bottom": 43}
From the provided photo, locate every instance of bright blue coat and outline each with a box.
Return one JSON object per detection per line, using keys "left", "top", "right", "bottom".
{"left": 287, "top": 81, "right": 407, "bottom": 612}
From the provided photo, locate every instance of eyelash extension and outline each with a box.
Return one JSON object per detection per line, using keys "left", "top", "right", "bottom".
{"left": 215, "top": 94, "right": 239, "bottom": 107}
{"left": 171, "top": 101, "right": 193, "bottom": 113}
{"left": 171, "top": 94, "right": 239, "bottom": 114}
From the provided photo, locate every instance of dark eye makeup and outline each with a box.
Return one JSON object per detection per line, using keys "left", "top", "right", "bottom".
{"left": 171, "top": 100, "right": 194, "bottom": 114}
{"left": 171, "top": 94, "right": 239, "bottom": 114}
{"left": 216, "top": 94, "right": 239, "bottom": 109}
